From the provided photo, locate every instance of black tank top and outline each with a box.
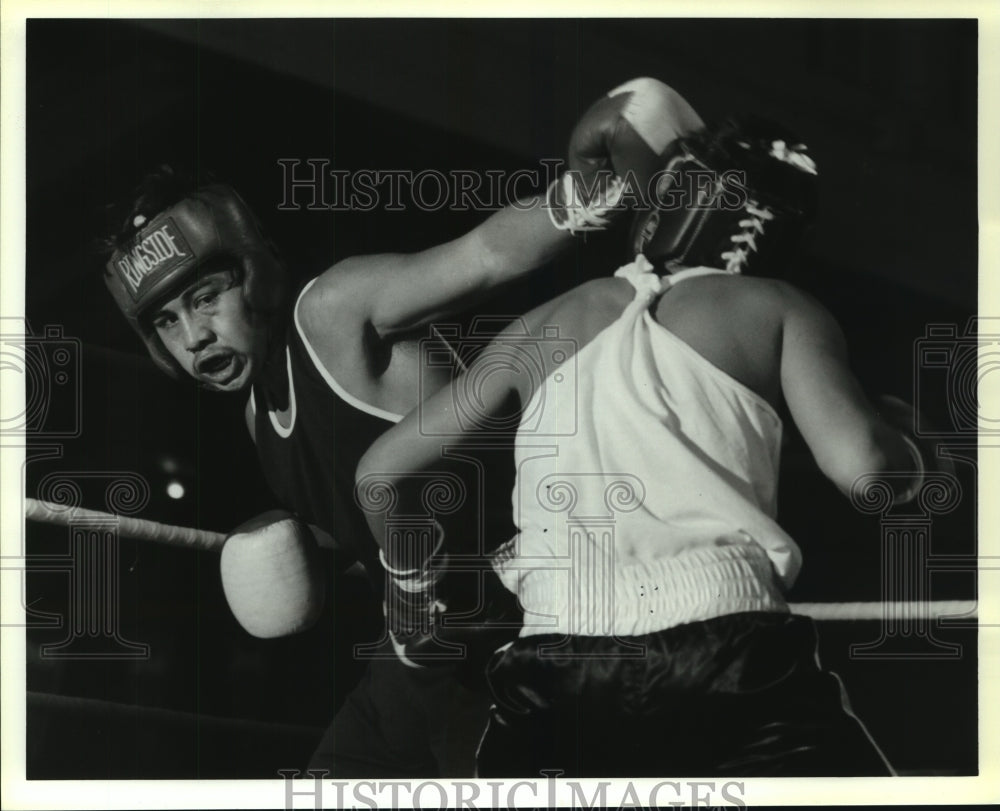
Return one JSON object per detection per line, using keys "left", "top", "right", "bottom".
{"left": 251, "top": 283, "right": 401, "bottom": 589}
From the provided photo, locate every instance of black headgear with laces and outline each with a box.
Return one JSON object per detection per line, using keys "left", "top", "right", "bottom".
{"left": 627, "top": 116, "right": 818, "bottom": 276}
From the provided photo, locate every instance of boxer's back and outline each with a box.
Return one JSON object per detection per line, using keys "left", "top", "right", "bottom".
{"left": 531, "top": 268, "right": 881, "bottom": 491}
{"left": 532, "top": 271, "right": 792, "bottom": 415}
{"left": 647, "top": 270, "right": 896, "bottom": 495}
{"left": 650, "top": 272, "right": 788, "bottom": 412}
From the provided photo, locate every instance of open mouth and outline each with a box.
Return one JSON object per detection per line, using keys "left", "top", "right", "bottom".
{"left": 196, "top": 352, "right": 239, "bottom": 382}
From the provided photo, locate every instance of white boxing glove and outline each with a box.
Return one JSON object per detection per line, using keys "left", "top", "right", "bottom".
{"left": 220, "top": 510, "right": 325, "bottom": 638}
{"left": 550, "top": 77, "right": 705, "bottom": 234}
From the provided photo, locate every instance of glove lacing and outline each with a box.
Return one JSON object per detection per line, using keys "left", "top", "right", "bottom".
{"left": 547, "top": 171, "right": 625, "bottom": 234}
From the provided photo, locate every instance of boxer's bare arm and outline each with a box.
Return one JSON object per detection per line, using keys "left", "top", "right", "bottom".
{"left": 358, "top": 294, "right": 554, "bottom": 480}
{"left": 355, "top": 313, "right": 528, "bottom": 548}
{"left": 299, "top": 199, "right": 569, "bottom": 346}
{"left": 300, "top": 75, "right": 703, "bottom": 384}
{"left": 777, "top": 284, "right": 915, "bottom": 496}
{"left": 356, "top": 278, "right": 625, "bottom": 543}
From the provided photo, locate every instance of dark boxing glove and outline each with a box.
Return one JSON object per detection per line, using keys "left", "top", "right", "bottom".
{"left": 875, "top": 394, "right": 956, "bottom": 503}
{"left": 381, "top": 524, "right": 522, "bottom": 669}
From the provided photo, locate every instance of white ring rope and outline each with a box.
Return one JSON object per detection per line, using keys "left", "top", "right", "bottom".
{"left": 25, "top": 497, "right": 225, "bottom": 552}
{"left": 789, "top": 600, "right": 977, "bottom": 621}
{"left": 23, "top": 498, "right": 981, "bottom": 621}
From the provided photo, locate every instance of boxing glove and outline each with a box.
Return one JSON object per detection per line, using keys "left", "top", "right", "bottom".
{"left": 220, "top": 510, "right": 325, "bottom": 638}
{"left": 875, "top": 394, "right": 956, "bottom": 503}
{"left": 382, "top": 542, "right": 522, "bottom": 669}
{"left": 551, "top": 77, "right": 705, "bottom": 233}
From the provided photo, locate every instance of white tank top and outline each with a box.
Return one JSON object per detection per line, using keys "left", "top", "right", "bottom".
{"left": 493, "top": 256, "right": 801, "bottom": 638}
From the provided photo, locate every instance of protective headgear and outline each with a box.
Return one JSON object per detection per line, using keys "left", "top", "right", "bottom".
{"left": 104, "top": 185, "right": 285, "bottom": 378}
{"left": 628, "top": 117, "right": 818, "bottom": 275}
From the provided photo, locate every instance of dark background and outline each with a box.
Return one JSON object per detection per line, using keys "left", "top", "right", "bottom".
{"left": 19, "top": 18, "right": 979, "bottom": 777}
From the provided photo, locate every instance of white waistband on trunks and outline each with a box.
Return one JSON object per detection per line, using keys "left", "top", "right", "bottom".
{"left": 510, "top": 540, "right": 789, "bottom": 639}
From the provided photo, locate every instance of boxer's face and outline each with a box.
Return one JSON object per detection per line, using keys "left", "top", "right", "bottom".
{"left": 149, "top": 268, "right": 268, "bottom": 392}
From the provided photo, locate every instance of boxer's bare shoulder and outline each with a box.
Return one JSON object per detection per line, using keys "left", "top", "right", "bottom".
{"left": 292, "top": 257, "right": 395, "bottom": 397}
{"left": 297, "top": 259, "right": 371, "bottom": 347}
{"left": 471, "top": 276, "right": 633, "bottom": 406}
{"left": 650, "top": 274, "right": 788, "bottom": 407}
{"left": 527, "top": 276, "right": 633, "bottom": 342}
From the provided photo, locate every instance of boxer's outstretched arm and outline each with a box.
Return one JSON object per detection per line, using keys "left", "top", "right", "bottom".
{"left": 303, "top": 77, "right": 704, "bottom": 348}
{"left": 778, "top": 285, "right": 918, "bottom": 498}
{"left": 304, "top": 199, "right": 571, "bottom": 342}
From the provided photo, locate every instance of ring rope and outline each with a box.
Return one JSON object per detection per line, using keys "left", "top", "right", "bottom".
{"left": 24, "top": 498, "right": 981, "bottom": 620}
{"left": 25, "top": 497, "right": 225, "bottom": 552}
{"left": 28, "top": 690, "right": 323, "bottom": 735}
{"left": 789, "top": 600, "right": 977, "bottom": 621}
